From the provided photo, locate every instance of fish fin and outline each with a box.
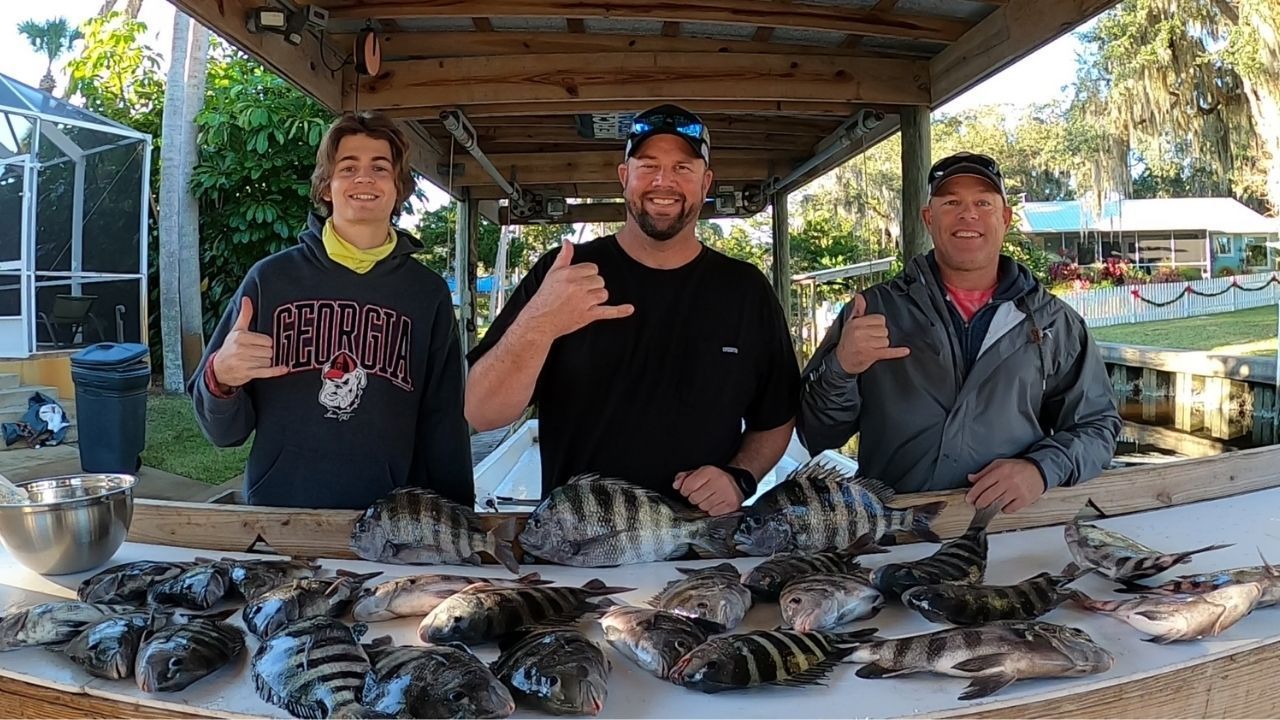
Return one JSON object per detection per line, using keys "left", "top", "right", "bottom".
{"left": 1072, "top": 498, "right": 1107, "bottom": 522}
{"left": 334, "top": 569, "right": 384, "bottom": 585}
{"left": 1258, "top": 548, "right": 1279, "bottom": 578}
{"left": 443, "top": 641, "right": 474, "bottom": 655}
{"left": 487, "top": 517, "right": 522, "bottom": 574}
{"left": 676, "top": 563, "right": 739, "bottom": 578}
{"left": 552, "top": 531, "right": 627, "bottom": 562}
{"left": 951, "top": 654, "right": 1013, "bottom": 674}
{"left": 1133, "top": 609, "right": 1176, "bottom": 624}
{"left": 855, "top": 662, "right": 913, "bottom": 679}
{"left": 1164, "top": 544, "right": 1234, "bottom": 568}
{"left": 367, "top": 634, "right": 394, "bottom": 648}
{"left": 1113, "top": 580, "right": 1163, "bottom": 596}
{"left": 457, "top": 582, "right": 494, "bottom": 594}
{"left": 840, "top": 533, "right": 891, "bottom": 558}
{"left": 580, "top": 579, "right": 635, "bottom": 596}
{"left": 517, "top": 572, "right": 554, "bottom": 586}
{"left": 1060, "top": 562, "right": 1093, "bottom": 580}
{"left": 1069, "top": 591, "right": 1117, "bottom": 613}
{"left": 688, "top": 513, "right": 744, "bottom": 559}
{"left": 958, "top": 673, "right": 1017, "bottom": 701}
{"left": 969, "top": 504, "right": 1001, "bottom": 531}
{"left": 831, "top": 627, "right": 880, "bottom": 644}
{"left": 903, "top": 500, "right": 946, "bottom": 544}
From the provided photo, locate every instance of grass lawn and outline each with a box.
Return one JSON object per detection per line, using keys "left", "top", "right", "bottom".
{"left": 1090, "top": 306, "right": 1279, "bottom": 357}
{"left": 142, "top": 392, "right": 250, "bottom": 485}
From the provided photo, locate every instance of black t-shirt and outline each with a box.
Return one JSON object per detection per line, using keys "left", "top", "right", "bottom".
{"left": 467, "top": 234, "right": 800, "bottom": 502}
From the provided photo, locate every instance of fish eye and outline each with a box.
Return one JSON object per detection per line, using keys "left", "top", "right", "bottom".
{"left": 703, "top": 661, "right": 718, "bottom": 671}
{"left": 787, "top": 596, "right": 802, "bottom": 605}
{"left": 548, "top": 676, "right": 561, "bottom": 688}
{"left": 447, "top": 690, "right": 467, "bottom": 702}
{"left": 673, "top": 639, "right": 689, "bottom": 651}
{"left": 695, "top": 601, "right": 709, "bottom": 610}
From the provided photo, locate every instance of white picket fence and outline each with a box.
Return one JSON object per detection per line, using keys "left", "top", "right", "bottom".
{"left": 1057, "top": 271, "right": 1280, "bottom": 327}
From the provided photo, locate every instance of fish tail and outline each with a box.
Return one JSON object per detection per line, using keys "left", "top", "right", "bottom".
{"left": 1162, "top": 544, "right": 1234, "bottom": 569}
{"left": 1073, "top": 498, "right": 1106, "bottom": 523}
{"left": 1060, "top": 562, "right": 1094, "bottom": 581}
{"left": 689, "top": 512, "right": 743, "bottom": 559}
{"left": 1069, "top": 590, "right": 1119, "bottom": 613}
{"left": 841, "top": 532, "right": 891, "bottom": 558}
{"left": 906, "top": 501, "right": 946, "bottom": 543}
{"left": 580, "top": 579, "right": 636, "bottom": 597}
{"left": 487, "top": 517, "right": 522, "bottom": 574}
{"left": 1258, "top": 548, "right": 1279, "bottom": 577}
{"left": 335, "top": 569, "right": 384, "bottom": 586}
{"left": 969, "top": 503, "right": 1000, "bottom": 531}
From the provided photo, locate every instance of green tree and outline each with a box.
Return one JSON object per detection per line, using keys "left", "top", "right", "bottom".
{"left": 17, "top": 17, "right": 83, "bottom": 93}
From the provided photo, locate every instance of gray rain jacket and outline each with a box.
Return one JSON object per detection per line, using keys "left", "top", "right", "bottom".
{"left": 797, "top": 252, "right": 1121, "bottom": 493}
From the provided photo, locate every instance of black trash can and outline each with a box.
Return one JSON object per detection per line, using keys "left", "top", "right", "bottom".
{"left": 70, "top": 342, "right": 151, "bottom": 473}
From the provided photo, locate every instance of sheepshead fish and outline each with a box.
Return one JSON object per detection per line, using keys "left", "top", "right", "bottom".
{"left": 363, "top": 638, "right": 515, "bottom": 719}
{"left": 735, "top": 460, "right": 944, "bottom": 556}
{"left": 353, "top": 572, "right": 552, "bottom": 622}
{"left": 598, "top": 606, "right": 722, "bottom": 679}
{"left": 1064, "top": 506, "right": 1232, "bottom": 582}
{"left": 849, "top": 620, "right": 1114, "bottom": 701}
{"left": 418, "top": 579, "right": 633, "bottom": 645}
{"left": 780, "top": 573, "right": 884, "bottom": 632}
{"left": 63, "top": 612, "right": 166, "bottom": 680}
{"left": 135, "top": 618, "right": 245, "bottom": 693}
{"left": 242, "top": 569, "right": 383, "bottom": 640}
{"left": 0, "top": 601, "right": 135, "bottom": 651}
{"left": 670, "top": 627, "right": 878, "bottom": 693}
{"left": 1117, "top": 560, "right": 1280, "bottom": 608}
{"left": 146, "top": 559, "right": 232, "bottom": 610}
{"left": 518, "top": 474, "right": 741, "bottom": 567}
{"left": 650, "top": 563, "right": 753, "bottom": 631}
{"left": 491, "top": 626, "right": 611, "bottom": 716}
{"left": 901, "top": 565, "right": 1090, "bottom": 626}
{"left": 742, "top": 533, "right": 888, "bottom": 601}
{"left": 871, "top": 505, "right": 999, "bottom": 600}
{"left": 350, "top": 487, "right": 520, "bottom": 573}
{"left": 1073, "top": 583, "right": 1264, "bottom": 643}
{"left": 253, "top": 616, "right": 374, "bottom": 719}
{"left": 225, "top": 558, "right": 322, "bottom": 601}
{"left": 77, "top": 561, "right": 196, "bottom": 605}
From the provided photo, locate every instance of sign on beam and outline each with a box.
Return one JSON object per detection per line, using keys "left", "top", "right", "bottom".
{"left": 575, "top": 112, "right": 637, "bottom": 140}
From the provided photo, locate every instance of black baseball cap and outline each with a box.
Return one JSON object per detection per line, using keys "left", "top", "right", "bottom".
{"left": 929, "top": 152, "right": 1006, "bottom": 197}
{"left": 624, "top": 104, "right": 711, "bottom": 164}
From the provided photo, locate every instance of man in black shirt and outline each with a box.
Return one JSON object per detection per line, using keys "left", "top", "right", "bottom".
{"left": 465, "top": 104, "right": 800, "bottom": 516}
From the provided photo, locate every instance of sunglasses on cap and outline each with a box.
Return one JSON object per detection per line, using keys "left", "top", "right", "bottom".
{"left": 625, "top": 105, "right": 711, "bottom": 163}
{"left": 929, "top": 152, "right": 1006, "bottom": 196}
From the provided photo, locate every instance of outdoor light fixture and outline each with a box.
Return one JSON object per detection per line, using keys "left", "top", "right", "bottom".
{"left": 544, "top": 196, "right": 568, "bottom": 218}
{"left": 715, "top": 185, "right": 738, "bottom": 214}
{"left": 246, "top": 6, "right": 307, "bottom": 46}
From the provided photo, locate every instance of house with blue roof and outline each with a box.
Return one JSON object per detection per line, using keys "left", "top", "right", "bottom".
{"left": 1017, "top": 197, "right": 1279, "bottom": 277}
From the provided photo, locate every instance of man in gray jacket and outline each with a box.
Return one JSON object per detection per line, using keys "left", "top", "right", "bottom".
{"left": 797, "top": 151, "right": 1121, "bottom": 513}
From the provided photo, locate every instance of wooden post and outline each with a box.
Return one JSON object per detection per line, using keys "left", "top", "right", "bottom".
{"left": 900, "top": 105, "right": 932, "bottom": 262}
{"left": 455, "top": 191, "right": 479, "bottom": 355}
{"left": 772, "top": 191, "right": 791, "bottom": 326}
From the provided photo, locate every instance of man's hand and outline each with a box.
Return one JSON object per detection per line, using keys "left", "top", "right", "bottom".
{"left": 674, "top": 466, "right": 744, "bottom": 516}
{"left": 966, "top": 458, "right": 1046, "bottom": 513}
{"left": 211, "top": 297, "right": 288, "bottom": 389}
{"left": 521, "top": 240, "right": 635, "bottom": 340}
{"left": 834, "top": 293, "right": 911, "bottom": 375}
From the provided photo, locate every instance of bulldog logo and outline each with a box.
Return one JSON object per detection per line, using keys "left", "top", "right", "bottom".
{"left": 318, "top": 351, "right": 367, "bottom": 421}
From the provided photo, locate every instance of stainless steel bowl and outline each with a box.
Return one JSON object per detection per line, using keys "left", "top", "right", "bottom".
{"left": 0, "top": 474, "right": 137, "bottom": 575}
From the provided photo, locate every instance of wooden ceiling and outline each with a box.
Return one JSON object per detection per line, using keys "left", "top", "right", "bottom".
{"left": 171, "top": 0, "right": 1117, "bottom": 216}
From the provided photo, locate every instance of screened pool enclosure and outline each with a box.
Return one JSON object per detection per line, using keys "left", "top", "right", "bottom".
{"left": 0, "top": 73, "right": 150, "bottom": 357}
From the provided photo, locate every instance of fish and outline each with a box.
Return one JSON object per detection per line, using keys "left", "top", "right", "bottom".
{"left": 0, "top": 601, "right": 136, "bottom": 651}
{"left": 1116, "top": 565, "right": 1280, "bottom": 608}
{"left": 135, "top": 618, "right": 245, "bottom": 693}
{"left": 490, "top": 626, "right": 611, "bottom": 716}
{"left": 517, "top": 474, "right": 741, "bottom": 567}
{"left": 598, "top": 606, "right": 722, "bottom": 679}
{"left": 146, "top": 559, "right": 233, "bottom": 610}
{"left": 77, "top": 561, "right": 196, "bottom": 605}
{"left": 352, "top": 572, "right": 553, "bottom": 622}
{"left": 418, "top": 579, "right": 634, "bottom": 645}
{"left": 225, "top": 558, "right": 323, "bottom": 601}
{"left": 242, "top": 569, "right": 383, "bottom": 640}
{"left": 734, "top": 459, "right": 945, "bottom": 556}
{"left": 62, "top": 611, "right": 167, "bottom": 680}
{"left": 363, "top": 637, "right": 515, "bottom": 719}
{"left": 900, "top": 565, "right": 1090, "bottom": 626}
{"left": 779, "top": 573, "right": 885, "bottom": 632}
{"left": 848, "top": 620, "right": 1114, "bottom": 701}
{"left": 350, "top": 487, "right": 520, "bottom": 573}
{"left": 1064, "top": 504, "right": 1232, "bottom": 582}
{"left": 741, "top": 533, "right": 889, "bottom": 601}
{"left": 1073, "top": 583, "right": 1264, "bottom": 643}
{"left": 870, "top": 505, "right": 999, "bottom": 600}
{"left": 669, "top": 627, "right": 879, "bottom": 693}
{"left": 649, "top": 563, "right": 753, "bottom": 631}
{"left": 253, "top": 615, "right": 375, "bottom": 719}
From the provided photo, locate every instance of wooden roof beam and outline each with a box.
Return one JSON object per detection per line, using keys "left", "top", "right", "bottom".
{"left": 449, "top": 149, "right": 793, "bottom": 185}
{"left": 328, "top": 0, "right": 971, "bottom": 43}
{"left": 380, "top": 99, "right": 898, "bottom": 119}
{"left": 347, "top": 54, "right": 930, "bottom": 110}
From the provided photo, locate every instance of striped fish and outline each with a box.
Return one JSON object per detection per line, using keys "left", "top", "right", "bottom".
{"left": 363, "top": 639, "right": 515, "bottom": 719}
{"left": 649, "top": 563, "right": 753, "bottom": 631}
{"left": 0, "top": 601, "right": 137, "bottom": 651}
{"left": 848, "top": 620, "right": 1114, "bottom": 700}
{"left": 1116, "top": 557, "right": 1280, "bottom": 607}
{"left": 599, "top": 606, "right": 722, "bottom": 679}
{"left": 780, "top": 573, "right": 884, "bottom": 632}
{"left": 77, "top": 561, "right": 196, "bottom": 605}
{"left": 742, "top": 533, "right": 888, "bottom": 600}
{"left": 1073, "top": 582, "right": 1265, "bottom": 643}
{"left": 900, "top": 565, "right": 1089, "bottom": 626}
{"left": 735, "top": 460, "right": 945, "bottom": 556}
{"left": 517, "top": 474, "right": 741, "bottom": 567}
{"left": 242, "top": 569, "right": 383, "bottom": 640}
{"left": 491, "top": 626, "right": 611, "bottom": 716}
{"left": 226, "top": 558, "right": 323, "bottom": 601}
{"left": 418, "top": 579, "right": 633, "bottom": 645}
{"left": 63, "top": 611, "right": 168, "bottom": 680}
{"left": 253, "top": 616, "right": 373, "bottom": 719}
{"left": 146, "top": 558, "right": 233, "bottom": 610}
{"left": 353, "top": 572, "right": 553, "bottom": 622}
{"left": 350, "top": 487, "right": 520, "bottom": 573}
{"left": 871, "top": 505, "right": 999, "bottom": 600}
{"left": 1064, "top": 505, "right": 1232, "bottom": 582}
{"left": 669, "top": 627, "right": 878, "bottom": 693}
{"left": 135, "top": 618, "right": 245, "bottom": 693}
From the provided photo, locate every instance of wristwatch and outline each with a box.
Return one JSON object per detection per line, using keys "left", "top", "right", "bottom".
{"left": 716, "top": 464, "right": 758, "bottom": 500}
